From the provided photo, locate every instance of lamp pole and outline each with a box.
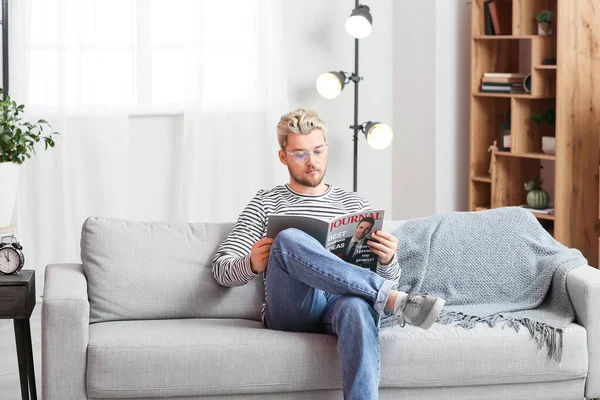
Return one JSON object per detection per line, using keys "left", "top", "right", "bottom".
{"left": 2, "top": 0, "right": 8, "bottom": 97}
{"left": 351, "top": 0, "right": 360, "bottom": 192}
{"left": 317, "top": 2, "right": 392, "bottom": 192}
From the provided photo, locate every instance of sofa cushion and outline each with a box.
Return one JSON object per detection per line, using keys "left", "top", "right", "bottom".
{"left": 86, "top": 319, "right": 588, "bottom": 398}
{"left": 81, "top": 218, "right": 264, "bottom": 323}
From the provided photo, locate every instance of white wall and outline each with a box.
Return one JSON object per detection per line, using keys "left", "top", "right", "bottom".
{"left": 128, "top": 0, "right": 472, "bottom": 223}
{"left": 435, "top": 1, "right": 471, "bottom": 213}
{"left": 391, "top": 0, "right": 470, "bottom": 219}
{"left": 127, "top": 0, "right": 394, "bottom": 221}
{"left": 391, "top": 2, "right": 437, "bottom": 220}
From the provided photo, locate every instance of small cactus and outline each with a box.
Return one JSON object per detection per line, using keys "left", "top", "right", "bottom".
{"left": 536, "top": 10, "right": 554, "bottom": 23}
{"left": 524, "top": 177, "right": 543, "bottom": 192}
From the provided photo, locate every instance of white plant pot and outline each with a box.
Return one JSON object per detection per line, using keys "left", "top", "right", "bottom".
{"left": 538, "top": 22, "right": 553, "bottom": 36}
{"left": 542, "top": 136, "right": 556, "bottom": 155}
{"left": 0, "top": 162, "right": 21, "bottom": 228}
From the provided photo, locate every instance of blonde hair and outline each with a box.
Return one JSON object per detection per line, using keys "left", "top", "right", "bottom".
{"left": 277, "top": 108, "right": 328, "bottom": 149}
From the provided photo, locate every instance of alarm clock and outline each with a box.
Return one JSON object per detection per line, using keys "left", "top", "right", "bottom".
{"left": 0, "top": 235, "right": 25, "bottom": 275}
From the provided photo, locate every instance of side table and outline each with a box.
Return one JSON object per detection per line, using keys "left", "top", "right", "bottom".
{"left": 0, "top": 270, "right": 37, "bottom": 400}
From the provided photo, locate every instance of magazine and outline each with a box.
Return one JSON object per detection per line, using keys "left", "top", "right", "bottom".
{"left": 266, "top": 209, "right": 385, "bottom": 272}
{"left": 518, "top": 204, "right": 554, "bottom": 215}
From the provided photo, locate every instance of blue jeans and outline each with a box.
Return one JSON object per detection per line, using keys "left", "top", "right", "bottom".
{"left": 264, "top": 228, "right": 398, "bottom": 400}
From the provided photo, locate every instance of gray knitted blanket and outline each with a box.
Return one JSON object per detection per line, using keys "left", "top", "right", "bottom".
{"left": 381, "top": 207, "right": 587, "bottom": 361}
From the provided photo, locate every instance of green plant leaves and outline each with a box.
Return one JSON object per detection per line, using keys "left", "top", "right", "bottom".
{"left": 536, "top": 10, "right": 554, "bottom": 23}
{"left": 524, "top": 177, "right": 544, "bottom": 192}
{"left": 530, "top": 107, "right": 556, "bottom": 127}
{"left": 0, "top": 88, "right": 59, "bottom": 164}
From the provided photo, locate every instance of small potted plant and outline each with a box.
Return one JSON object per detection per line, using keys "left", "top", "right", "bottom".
{"left": 537, "top": 10, "right": 554, "bottom": 36}
{"left": 530, "top": 107, "right": 555, "bottom": 154}
{"left": 524, "top": 177, "right": 550, "bottom": 209}
{"left": 0, "top": 89, "right": 58, "bottom": 228}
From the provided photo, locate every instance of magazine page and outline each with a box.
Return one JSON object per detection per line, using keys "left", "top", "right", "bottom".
{"left": 326, "top": 209, "right": 385, "bottom": 272}
{"left": 266, "top": 214, "right": 330, "bottom": 246}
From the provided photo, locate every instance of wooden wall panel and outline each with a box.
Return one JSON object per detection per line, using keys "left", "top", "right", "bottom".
{"left": 555, "top": 0, "right": 600, "bottom": 267}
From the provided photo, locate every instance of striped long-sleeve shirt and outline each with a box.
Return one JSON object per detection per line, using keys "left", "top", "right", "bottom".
{"left": 212, "top": 183, "right": 401, "bottom": 320}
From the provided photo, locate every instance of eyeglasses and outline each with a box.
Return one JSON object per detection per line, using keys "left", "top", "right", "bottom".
{"left": 282, "top": 145, "right": 328, "bottom": 165}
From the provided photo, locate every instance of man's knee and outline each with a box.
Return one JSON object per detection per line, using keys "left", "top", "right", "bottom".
{"left": 273, "top": 228, "right": 312, "bottom": 250}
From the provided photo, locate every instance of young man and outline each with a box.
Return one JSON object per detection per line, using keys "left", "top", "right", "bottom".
{"left": 212, "top": 108, "right": 445, "bottom": 400}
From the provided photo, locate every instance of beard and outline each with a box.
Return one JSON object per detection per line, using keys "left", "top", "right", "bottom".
{"left": 288, "top": 163, "right": 327, "bottom": 188}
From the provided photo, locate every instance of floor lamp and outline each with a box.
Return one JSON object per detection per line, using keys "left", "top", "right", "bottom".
{"left": 316, "top": 1, "right": 393, "bottom": 192}
{"left": 2, "top": 0, "right": 9, "bottom": 96}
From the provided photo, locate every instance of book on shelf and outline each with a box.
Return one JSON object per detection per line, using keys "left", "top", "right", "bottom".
{"left": 488, "top": 0, "right": 512, "bottom": 35}
{"left": 481, "top": 87, "right": 525, "bottom": 92}
{"left": 483, "top": 72, "right": 527, "bottom": 78}
{"left": 484, "top": 1, "right": 496, "bottom": 35}
{"left": 519, "top": 205, "right": 554, "bottom": 215}
{"left": 481, "top": 91, "right": 526, "bottom": 94}
{"left": 481, "top": 88, "right": 525, "bottom": 94}
{"left": 266, "top": 209, "right": 385, "bottom": 272}
{"left": 482, "top": 82, "right": 525, "bottom": 88}
{"left": 482, "top": 77, "right": 525, "bottom": 84}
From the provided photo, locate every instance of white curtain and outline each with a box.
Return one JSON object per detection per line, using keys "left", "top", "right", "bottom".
{"left": 9, "top": 0, "right": 289, "bottom": 287}
{"left": 10, "top": 0, "right": 130, "bottom": 289}
{"left": 173, "top": 0, "right": 289, "bottom": 222}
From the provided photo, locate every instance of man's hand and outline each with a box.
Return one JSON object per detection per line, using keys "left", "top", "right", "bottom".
{"left": 250, "top": 237, "right": 274, "bottom": 273}
{"left": 367, "top": 230, "right": 398, "bottom": 265}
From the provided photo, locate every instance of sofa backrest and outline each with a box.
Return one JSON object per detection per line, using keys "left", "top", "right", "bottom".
{"left": 81, "top": 217, "right": 265, "bottom": 324}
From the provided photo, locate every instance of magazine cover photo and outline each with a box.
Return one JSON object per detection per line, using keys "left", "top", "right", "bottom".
{"left": 326, "top": 210, "right": 385, "bottom": 272}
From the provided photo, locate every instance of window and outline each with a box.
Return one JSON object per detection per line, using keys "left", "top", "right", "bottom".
{"left": 27, "top": 0, "right": 260, "bottom": 111}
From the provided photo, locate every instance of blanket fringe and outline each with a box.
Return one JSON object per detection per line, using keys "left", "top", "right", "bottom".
{"left": 382, "top": 311, "right": 564, "bottom": 362}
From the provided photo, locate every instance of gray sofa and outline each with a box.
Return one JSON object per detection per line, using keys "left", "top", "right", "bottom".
{"left": 42, "top": 217, "right": 600, "bottom": 399}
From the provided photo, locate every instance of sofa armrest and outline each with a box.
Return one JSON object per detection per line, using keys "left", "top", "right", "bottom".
{"left": 567, "top": 265, "right": 600, "bottom": 400}
{"left": 42, "top": 263, "right": 90, "bottom": 400}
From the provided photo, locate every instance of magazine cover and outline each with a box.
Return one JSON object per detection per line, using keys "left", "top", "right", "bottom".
{"left": 326, "top": 210, "right": 384, "bottom": 272}
{"left": 266, "top": 209, "right": 385, "bottom": 272}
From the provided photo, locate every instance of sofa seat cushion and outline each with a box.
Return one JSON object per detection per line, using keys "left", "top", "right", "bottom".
{"left": 87, "top": 319, "right": 588, "bottom": 398}
{"left": 379, "top": 320, "right": 587, "bottom": 388}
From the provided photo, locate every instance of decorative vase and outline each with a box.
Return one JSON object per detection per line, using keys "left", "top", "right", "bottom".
{"left": 0, "top": 162, "right": 21, "bottom": 228}
{"left": 527, "top": 189, "right": 550, "bottom": 209}
{"left": 538, "top": 22, "right": 553, "bottom": 35}
{"left": 542, "top": 136, "right": 556, "bottom": 155}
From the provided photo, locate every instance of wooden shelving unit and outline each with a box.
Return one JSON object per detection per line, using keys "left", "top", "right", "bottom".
{"left": 471, "top": 175, "right": 492, "bottom": 183}
{"left": 469, "top": 0, "right": 600, "bottom": 267}
{"left": 494, "top": 151, "right": 556, "bottom": 161}
{"left": 532, "top": 212, "right": 555, "bottom": 221}
{"left": 472, "top": 92, "right": 555, "bottom": 99}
